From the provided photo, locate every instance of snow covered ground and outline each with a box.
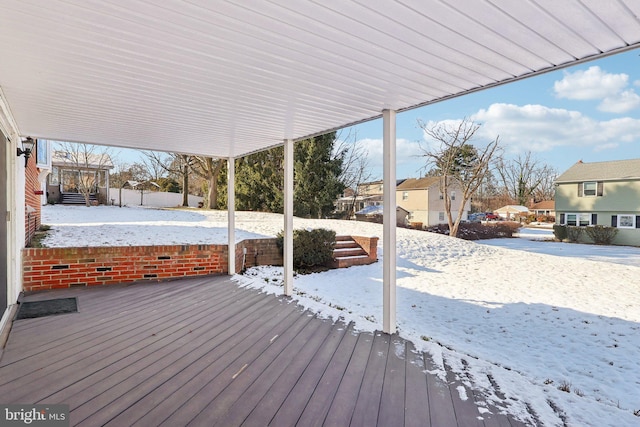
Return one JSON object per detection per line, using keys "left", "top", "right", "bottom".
{"left": 41, "top": 205, "right": 640, "bottom": 426}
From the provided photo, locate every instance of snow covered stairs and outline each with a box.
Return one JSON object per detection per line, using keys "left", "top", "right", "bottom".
{"left": 330, "top": 235, "right": 379, "bottom": 269}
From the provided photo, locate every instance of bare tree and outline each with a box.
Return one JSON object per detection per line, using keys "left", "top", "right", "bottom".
{"left": 53, "top": 142, "right": 115, "bottom": 206}
{"left": 495, "top": 152, "right": 557, "bottom": 206}
{"left": 533, "top": 166, "right": 559, "bottom": 202}
{"left": 191, "top": 156, "right": 224, "bottom": 209}
{"left": 109, "top": 160, "right": 130, "bottom": 208}
{"left": 334, "top": 129, "right": 374, "bottom": 218}
{"left": 418, "top": 118, "right": 500, "bottom": 238}
{"left": 143, "top": 151, "right": 192, "bottom": 207}
{"left": 109, "top": 160, "right": 152, "bottom": 207}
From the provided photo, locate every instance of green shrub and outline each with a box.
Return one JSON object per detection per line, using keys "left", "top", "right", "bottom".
{"left": 566, "top": 226, "right": 583, "bottom": 242}
{"left": 584, "top": 225, "right": 618, "bottom": 245}
{"left": 553, "top": 224, "right": 567, "bottom": 241}
{"left": 276, "top": 228, "right": 336, "bottom": 271}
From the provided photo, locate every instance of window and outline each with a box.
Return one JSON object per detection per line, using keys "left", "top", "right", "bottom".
{"left": 36, "top": 139, "right": 49, "bottom": 167}
{"left": 439, "top": 193, "right": 444, "bottom": 200}
{"left": 564, "top": 213, "right": 592, "bottom": 227}
{"left": 578, "top": 213, "right": 590, "bottom": 227}
{"left": 50, "top": 166, "right": 59, "bottom": 185}
{"left": 617, "top": 214, "right": 635, "bottom": 229}
{"left": 451, "top": 191, "right": 456, "bottom": 201}
{"left": 402, "top": 191, "right": 408, "bottom": 200}
{"left": 438, "top": 212, "right": 445, "bottom": 221}
{"left": 579, "top": 181, "right": 603, "bottom": 197}
{"left": 583, "top": 182, "right": 596, "bottom": 196}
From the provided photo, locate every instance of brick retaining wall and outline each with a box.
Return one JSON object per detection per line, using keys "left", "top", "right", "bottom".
{"left": 23, "top": 244, "right": 230, "bottom": 291}
{"left": 234, "top": 238, "right": 283, "bottom": 273}
{"left": 22, "top": 236, "right": 377, "bottom": 291}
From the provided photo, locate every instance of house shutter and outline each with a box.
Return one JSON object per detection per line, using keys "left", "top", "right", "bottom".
{"left": 591, "top": 214, "right": 597, "bottom": 225}
{"left": 560, "top": 213, "right": 565, "bottom": 224}
{"left": 577, "top": 183, "right": 583, "bottom": 197}
{"left": 597, "top": 181, "right": 604, "bottom": 196}
{"left": 636, "top": 216, "right": 640, "bottom": 228}
{"left": 611, "top": 216, "right": 617, "bottom": 227}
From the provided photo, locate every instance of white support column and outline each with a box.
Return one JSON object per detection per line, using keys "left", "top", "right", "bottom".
{"left": 283, "top": 139, "right": 294, "bottom": 296}
{"left": 382, "top": 109, "right": 397, "bottom": 334}
{"left": 227, "top": 157, "right": 236, "bottom": 275}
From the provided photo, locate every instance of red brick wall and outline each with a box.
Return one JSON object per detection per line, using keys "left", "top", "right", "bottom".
{"left": 234, "top": 238, "right": 283, "bottom": 273}
{"left": 22, "top": 244, "right": 228, "bottom": 291}
{"left": 24, "top": 155, "right": 42, "bottom": 246}
{"left": 351, "top": 236, "right": 379, "bottom": 260}
{"left": 21, "top": 236, "right": 376, "bottom": 291}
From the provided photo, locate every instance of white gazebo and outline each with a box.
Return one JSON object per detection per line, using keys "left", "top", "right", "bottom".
{"left": 2, "top": 1, "right": 640, "bottom": 334}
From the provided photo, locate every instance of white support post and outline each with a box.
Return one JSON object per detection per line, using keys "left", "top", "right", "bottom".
{"left": 227, "top": 157, "right": 236, "bottom": 275}
{"left": 382, "top": 109, "right": 397, "bottom": 334}
{"left": 283, "top": 139, "right": 294, "bottom": 296}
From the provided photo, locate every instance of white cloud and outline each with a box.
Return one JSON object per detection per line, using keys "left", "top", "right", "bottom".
{"left": 598, "top": 90, "right": 640, "bottom": 113}
{"left": 554, "top": 66, "right": 628, "bottom": 100}
{"left": 554, "top": 66, "right": 640, "bottom": 113}
{"left": 470, "top": 103, "right": 640, "bottom": 153}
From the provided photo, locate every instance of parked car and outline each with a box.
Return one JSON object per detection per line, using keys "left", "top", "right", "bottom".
{"left": 485, "top": 212, "right": 499, "bottom": 220}
{"left": 468, "top": 213, "right": 486, "bottom": 222}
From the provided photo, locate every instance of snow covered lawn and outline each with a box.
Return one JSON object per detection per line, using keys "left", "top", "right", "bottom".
{"left": 41, "top": 205, "right": 640, "bottom": 426}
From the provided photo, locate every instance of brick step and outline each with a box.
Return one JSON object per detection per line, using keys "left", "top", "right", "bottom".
{"left": 333, "top": 247, "right": 367, "bottom": 257}
{"left": 61, "top": 193, "right": 97, "bottom": 205}
{"left": 331, "top": 254, "right": 372, "bottom": 269}
{"left": 330, "top": 235, "right": 376, "bottom": 269}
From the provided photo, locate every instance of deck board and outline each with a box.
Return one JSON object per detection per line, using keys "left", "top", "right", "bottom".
{"left": 0, "top": 275, "right": 530, "bottom": 426}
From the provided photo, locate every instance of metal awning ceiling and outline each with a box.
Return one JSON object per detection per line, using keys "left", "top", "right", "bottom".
{"left": 1, "top": 0, "right": 639, "bottom": 158}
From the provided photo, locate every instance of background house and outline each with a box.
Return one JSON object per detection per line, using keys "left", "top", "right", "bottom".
{"left": 494, "top": 205, "right": 529, "bottom": 220}
{"left": 396, "top": 177, "right": 470, "bottom": 227}
{"left": 555, "top": 159, "right": 640, "bottom": 246}
{"left": 48, "top": 150, "right": 114, "bottom": 205}
{"left": 335, "top": 179, "right": 408, "bottom": 218}
{"left": 530, "top": 200, "right": 555, "bottom": 219}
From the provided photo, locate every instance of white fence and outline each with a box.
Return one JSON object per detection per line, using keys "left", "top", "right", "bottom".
{"left": 108, "top": 188, "right": 204, "bottom": 208}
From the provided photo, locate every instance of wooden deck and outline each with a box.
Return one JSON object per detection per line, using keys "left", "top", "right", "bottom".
{"left": 0, "top": 276, "right": 529, "bottom": 426}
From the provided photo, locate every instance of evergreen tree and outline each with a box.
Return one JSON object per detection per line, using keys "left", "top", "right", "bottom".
{"left": 229, "top": 132, "right": 345, "bottom": 217}
{"left": 293, "top": 132, "right": 345, "bottom": 218}
{"left": 234, "top": 147, "right": 285, "bottom": 212}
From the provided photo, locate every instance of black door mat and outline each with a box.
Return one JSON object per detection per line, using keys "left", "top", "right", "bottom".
{"left": 15, "top": 297, "right": 78, "bottom": 320}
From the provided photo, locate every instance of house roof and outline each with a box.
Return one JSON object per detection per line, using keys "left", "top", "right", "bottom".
{"left": 556, "top": 159, "right": 640, "bottom": 182}
{"left": 494, "top": 205, "right": 529, "bottom": 214}
{"left": 530, "top": 200, "right": 555, "bottom": 210}
{"left": 397, "top": 177, "right": 441, "bottom": 190}
{"left": 51, "top": 151, "right": 114, "bottom": 169}
{"left": 1, "top": 2, "right": 639, "bottom": 158}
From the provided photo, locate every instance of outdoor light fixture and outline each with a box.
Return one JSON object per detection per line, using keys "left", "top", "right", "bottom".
{"left": 17, "top": 137, "right": 35, "bottom": 167}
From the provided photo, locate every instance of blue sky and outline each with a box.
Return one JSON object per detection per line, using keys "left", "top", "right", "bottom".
{"left": 346, "top": 48, "right": 640, "bottom": 180}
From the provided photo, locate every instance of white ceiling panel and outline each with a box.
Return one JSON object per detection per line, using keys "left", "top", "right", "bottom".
{"left": 1, "top": 0, "right": 639, "bottom": 158}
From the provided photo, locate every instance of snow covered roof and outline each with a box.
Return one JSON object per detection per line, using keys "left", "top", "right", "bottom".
{"left": 495, "top": 205, "right": 529, "bottom": 214}
{"left": 1, "top": 1, "right": 639, "bottom": 158}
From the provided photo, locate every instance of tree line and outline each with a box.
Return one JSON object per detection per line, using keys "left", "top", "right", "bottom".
{"left": 55, "top": 118, "right": 558, "bottom": 235}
